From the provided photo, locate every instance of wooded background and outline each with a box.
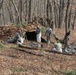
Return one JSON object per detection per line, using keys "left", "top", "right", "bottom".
{"left": 0, "top": 0, "right": 76, "bottom": 30}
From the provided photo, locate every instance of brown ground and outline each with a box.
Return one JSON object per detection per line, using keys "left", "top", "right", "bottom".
{"left": 0, "top": 25, "right": 76, "bottom": 75}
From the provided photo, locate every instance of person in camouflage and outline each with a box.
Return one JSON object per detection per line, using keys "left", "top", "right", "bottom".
{"left": 36, "top": 26, "right": 41, "bottom": 48}
{"left": 45, "top": 27, "right": 53, "bottom": 46}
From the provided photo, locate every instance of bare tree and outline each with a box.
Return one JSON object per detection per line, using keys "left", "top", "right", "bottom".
{"left": 5, "top": 0, "right": 14, "bottom": 24}
{"left": 72, "top": 8, "right": 76, "bottom": 30}
{"left": 64, "top": 0, "right": 71, "bottom": 49}
{"left": 10, "top": 0, "right": 20, "bottom": 24}
{"left": 18, "top": 0, "right": 23, "bottom": 23}
{"left": 58, "top": 0, "right": 65, "bottom": 28}
{"left": 28, "top": 0, "right": 32, "bottom": 23}
{"left": 0, "top": 0, "right": 3, "bottom": 10}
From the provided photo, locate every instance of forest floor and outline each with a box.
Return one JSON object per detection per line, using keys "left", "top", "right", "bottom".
{"left": 0, "top": 25, "right": 76, "bottom": 75}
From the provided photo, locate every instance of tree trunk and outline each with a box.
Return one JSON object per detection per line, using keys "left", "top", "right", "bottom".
{"left": 72, "top": 8, "right": 76, "bottom": 30}
{"left": 64, "top": 0, "right": 71, "bottom": 49}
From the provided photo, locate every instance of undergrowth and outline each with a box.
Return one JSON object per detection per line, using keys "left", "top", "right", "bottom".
{"left": 16, "top": 22, "right": 26, "bottom": 28}
{"left": 58, "top": 69, "right": 76, "bottom": 75}
{"left": 0, "top": 43, "right": 5, "bottom": 49}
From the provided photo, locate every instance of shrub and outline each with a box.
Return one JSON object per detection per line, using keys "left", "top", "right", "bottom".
{"left": 0, "top": 43, "right": 5, "bottom": 49}
{"left": 16, "top": 22, "right": 25, "bottom": 28}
